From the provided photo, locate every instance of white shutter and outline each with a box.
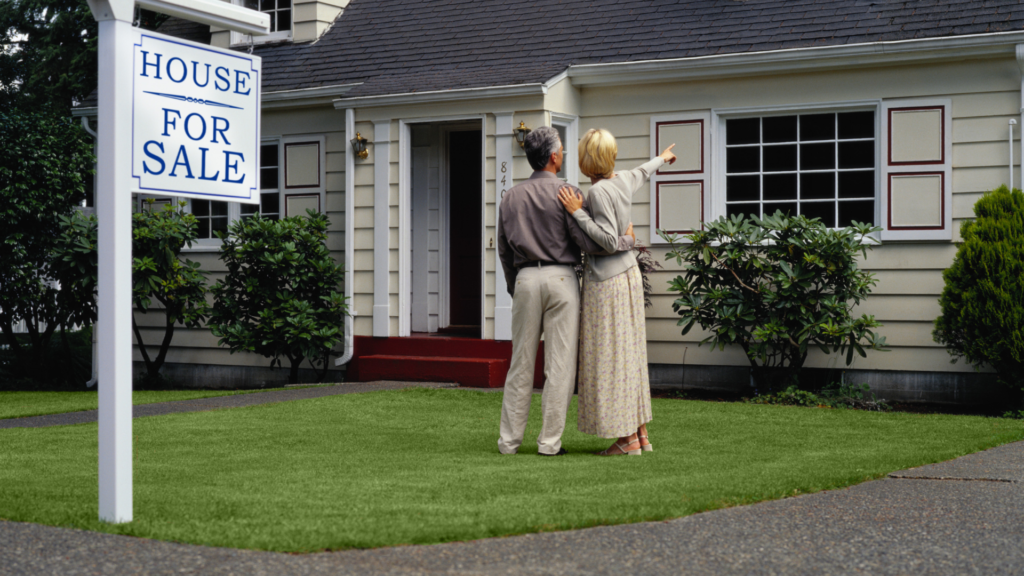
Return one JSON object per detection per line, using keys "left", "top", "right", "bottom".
{"left": 649, "top": 112, "right": 711, "bottom": 244}
{"left": 880, "top": 99, "right": 952, "bottom": 241}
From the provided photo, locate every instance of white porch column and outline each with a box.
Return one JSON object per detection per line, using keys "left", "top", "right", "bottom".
{"left": 94, "top": 13, "right": 134, "bottom": 523}
{"left": 493, "top": 112, "right": 514, "bottom": 340}
{"left": 372, "top": 120, "right": 392, "bottom": 337}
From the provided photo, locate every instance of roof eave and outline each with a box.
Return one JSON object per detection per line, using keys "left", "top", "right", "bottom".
{"left": 333, "top": 82, "right": 549, "bottom": 109}
{"left": 568, "top": 30, "right": 1024, "bottom": 87}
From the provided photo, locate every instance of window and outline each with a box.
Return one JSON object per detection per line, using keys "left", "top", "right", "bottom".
{"left": 241, "top": 142, "right": 281, "bottom": 221}
{"left": 724, "top": 111, "right": 875, "bottom": 228}
{"left": 191, "top": 200, "right": 230, "bottom": 239}
{"left": 231, "top": 0, "right": 291, "bottom": 45}
{"left": 551, "top": 114, "right": 579, "bottom": 186}
{"left": 243, "top": 0, "right": 291, "bottom": 34}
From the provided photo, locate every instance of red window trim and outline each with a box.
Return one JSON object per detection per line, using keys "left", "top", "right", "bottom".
{"left": 283, "top": 141, "right": 321, "bottom": 189}
{"left": 655, "top": 120, "right": 704, "bottom": 175}
{"left": 887, "top": 171, "right": 945, "bottom": 231}
{"left": 887, "top": 106, "right": 945, "bottom": 167}
{"left": 655, "top": 180, "right": 704, "bottom": 235}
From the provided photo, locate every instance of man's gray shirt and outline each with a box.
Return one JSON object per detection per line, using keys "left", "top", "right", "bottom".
{"left": 497, "top": 171, "right": 633, "bottom": 296}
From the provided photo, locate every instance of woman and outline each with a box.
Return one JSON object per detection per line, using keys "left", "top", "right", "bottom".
{"left": 558, "top": 129, "right": 676, "bottom": 456}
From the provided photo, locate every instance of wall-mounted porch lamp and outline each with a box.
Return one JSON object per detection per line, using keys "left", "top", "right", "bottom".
{"left": 350, "top": 132, "right": 369, "bottom": 159}
{"left": 513, "top": 121, "right": 531, "bottom": 149}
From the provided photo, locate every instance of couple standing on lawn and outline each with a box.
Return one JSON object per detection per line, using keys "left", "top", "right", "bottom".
{"left": 496, "top": 126, "right": 678, "bottom": 457}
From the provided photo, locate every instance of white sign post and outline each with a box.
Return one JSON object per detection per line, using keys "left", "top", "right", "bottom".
{"left": 86, "top": 0, "right": 267, "bottom": 523}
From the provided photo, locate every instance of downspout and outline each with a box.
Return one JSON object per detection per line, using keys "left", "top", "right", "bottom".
{"left": 334, "top": 107, "right": 356, "bottom": 368}
{"left": 81, "top": 115, "right": 99, "bottom": 388}
{"left": 1017, "top": 44, "right": 1024, "bottom": 189}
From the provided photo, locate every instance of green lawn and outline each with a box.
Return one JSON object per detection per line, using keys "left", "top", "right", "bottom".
{"left": 0, "top": 387, "right": 318, "bottom": 420}
{"left": 0, "top": 388, "right": 1020, "bottom": 552}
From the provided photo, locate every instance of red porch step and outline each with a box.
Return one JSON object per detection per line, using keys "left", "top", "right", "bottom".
{"left": 346, "top": 335, "right": 545, "bottom": 388}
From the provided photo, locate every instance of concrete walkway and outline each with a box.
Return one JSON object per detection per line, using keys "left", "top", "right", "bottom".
{"left": 0, "top": 381, "right": 457, "bottom": 429}
{"left": 2, "top": 385, "right": 1023, "bottom": 575}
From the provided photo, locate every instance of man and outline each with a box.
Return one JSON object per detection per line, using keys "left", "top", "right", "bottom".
{"left": 496, "top": 126, "right": 634, "bottom": 456}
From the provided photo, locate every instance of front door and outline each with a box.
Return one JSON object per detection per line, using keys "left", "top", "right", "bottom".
{"left": 445, "top": 129, "right": 482, "bottom": 335}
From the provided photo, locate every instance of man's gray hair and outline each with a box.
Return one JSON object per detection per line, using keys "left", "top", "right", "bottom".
{"left": 524, "top": 126, "right": 561, "bottom": 171}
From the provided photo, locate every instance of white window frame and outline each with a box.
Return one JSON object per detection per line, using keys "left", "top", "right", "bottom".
{"left": 229, "top": 0, "right": 292, "bottom": 46}
{"left": 711, "top": 100, "right": 883, "bottom": 237}
{"left": 550, "top": 112, "right": 579, "bottom": 187}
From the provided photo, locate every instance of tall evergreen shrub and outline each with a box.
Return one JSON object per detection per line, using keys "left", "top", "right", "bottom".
{"left": 934, "top": 185, "right": 1024, "bottom": 391}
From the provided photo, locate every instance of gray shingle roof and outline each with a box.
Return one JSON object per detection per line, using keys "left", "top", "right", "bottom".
{"left": 79, "top": 0, "right": 1024, "bottom": 106}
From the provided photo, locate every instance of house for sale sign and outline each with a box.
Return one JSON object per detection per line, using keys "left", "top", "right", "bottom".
{"left": 132, "top": 30, "right": 260, "bottom": 203}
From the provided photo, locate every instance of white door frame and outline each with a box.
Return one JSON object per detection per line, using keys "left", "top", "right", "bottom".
{"left": 398, "top": 115, "right": 486, "bottom": 337}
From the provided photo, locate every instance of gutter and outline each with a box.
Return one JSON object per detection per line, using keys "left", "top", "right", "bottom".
{"left": 262, "top": 83, "right": 362, "bottom": 109}
{"left": 333, "top": 82, "right": 548, "bottom": 109}
{"left": 334, "top": 106, "right": 356, "bottom": 368}
{"left": 568, "top": 30, "right": 1024, "bottom": 86}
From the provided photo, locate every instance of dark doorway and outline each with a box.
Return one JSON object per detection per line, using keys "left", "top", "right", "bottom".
{"left": 445, "top": 129, "right": 482, "bottom": 335}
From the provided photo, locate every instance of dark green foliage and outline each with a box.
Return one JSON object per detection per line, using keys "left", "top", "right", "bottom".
{"left": 749, "top": 380, "right": 890, "bottom": 412}
{"left": 934, "top": 186, "right": 1024, "bottom": 393}
{"left": 131, "top": 200, "right": 209, "bottom": 378}
{"left": 0, "top": 109, "right": 96, "bottom": 386}
{"left": 0, "top": 0, "right": 168, "bottom": 115}
{"left": 209, "top": 212, "right": 348, "bottom": 384}
{"left": 660, "top": 211, "right": 888, "bottom": 392}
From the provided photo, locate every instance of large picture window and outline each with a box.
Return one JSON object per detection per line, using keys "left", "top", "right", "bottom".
{"left": 724, "top": 111, "right": 875, "bottom": 228}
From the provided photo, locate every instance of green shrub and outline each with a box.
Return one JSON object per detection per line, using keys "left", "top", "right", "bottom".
{"left": 209, "top": 212, "right": 347, "bottom": 384}
{"left": 131, "top": 200, "right": 209, "bottom": 379}
{"left": 933, "top": 185, "right": 1024, "bottom": 393}
{"left": 659, "top": 211, "right": 888, "bottom": 392}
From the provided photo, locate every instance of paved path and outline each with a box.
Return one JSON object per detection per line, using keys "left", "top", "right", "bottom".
{"left": 2, "top": 431, "right": 1022, "bottom": 574}
{"left": 0, "top": 381, "right": 457, "bottom": 429}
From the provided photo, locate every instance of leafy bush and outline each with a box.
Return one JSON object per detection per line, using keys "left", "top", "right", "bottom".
{"left": 749, "top": 380, "right": 890, "bottom": 412}
{"left": 132, "top": 200, "right": 209, "bottom": 378}
{"left": 209, "top": 212, "right": 347, "bottom": 384}
{"left": 0, "top": 109, "right": 96, "bottom": 385}
{"left": 934, "top": 185, "right": 1024, "bottom": 393}
{"left": 659, "top": 211, "right": 888, "bottom": 392}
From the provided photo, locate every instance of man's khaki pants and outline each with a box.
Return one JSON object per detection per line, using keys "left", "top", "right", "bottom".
{"left": 498, "top": 264, "right": 580, "bottom": 455}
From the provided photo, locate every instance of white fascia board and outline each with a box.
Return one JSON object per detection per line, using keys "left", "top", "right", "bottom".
{"left": 332, "top": 83, "right": 547, "bottom": 109}
{"left": 262, "top": 83, "right": 362, "bottom": 109}
{"left": 568, "top": 30, "right": 1024, "bottom": 86}
{"left": 136, "top": 0, "right": 270, "bottom": 35}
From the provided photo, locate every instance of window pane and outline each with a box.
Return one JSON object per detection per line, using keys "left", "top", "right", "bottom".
{"left": 762, "top": 116, "right": 797, "bottom": 143}
{"left": 838, "top": 141, "right": 874, "bottom": 169}
{"left": 241, "top": 203, "right": 257, "bottom": 215}
{"left": 243, "top": 0, "right": 258, "bottom": 9}
{"left": 726, "top": 146, "right": 759, "bottom": 173}
{"left": 211, "top": 217, "right": 229, "bottom": 235}
{"left": 801, "top": 201, "right": 835, "bottom": 227}
{"left": 838, "top": 171, "right": 874, "bottom": 199}
{"left": 763, "top": 173, "right": 796, "bottom": 201}
{"left": 839, "top": 200, "right": 874, "bottom": 227}
{"left": 727, "top": 175, "right": 759, "bottom": 202}
{"left": 762, "top": 144, "right": 796, "bottom": 172}
{"left": 800, "top": 172, "right": 834, "bottom": 200}
{"left": 261, "top": 144, "right": 278, "bottom": 168}
{"left": 555, "top": 124, "right": 567, "bottom": 180}
{"left": 763, "top": 202, "right": 797, "bottom": 218}
{"left": 726, "top": 118, "right": 759, "bottom": 145}
{"left": 838, "top": 111, "right": 874, "bottom": 140}
{"left": 260, "top": 167, "right": 279, "bottom": 190}
{"left": 260, "top": 0, "right": 273, "bottom": 11}
{"left": 192, "top": 200, "right": 209, "bottom": 217}
{"left": 800, "top": 114, "right": 834, "bottom": 141}
{"left": 197, "top": 218, "right": 210, "bottom": 239}
{"left": 277, "top": 9, "right": 291, "bottom": 31}
{"left": 726, "top": 203, "right": 758, "bottom": 220}
{"left": 800, "top": 143, "right": 835, "bottom": 170}
{"left": 262, "top": 191, "right": 279, "bottom": 214}
{"left": 267, "top": 11, "right": 276, "bottom": 32}
{"left": 212, "top": 201, "right": 228, "bottom": 217}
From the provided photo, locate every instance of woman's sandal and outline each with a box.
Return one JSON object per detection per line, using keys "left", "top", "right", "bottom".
{"left": 638, "top": 434, "right": 653, "bottom": 452}
{"left": 597, "top": 439, "right": 642, "bottom": 456}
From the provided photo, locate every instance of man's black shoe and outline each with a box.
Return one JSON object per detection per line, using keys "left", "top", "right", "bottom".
{"left": 538, "top": 448, "right": 568, "bottom": 457}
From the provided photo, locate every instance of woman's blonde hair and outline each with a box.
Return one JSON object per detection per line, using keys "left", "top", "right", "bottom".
{"left": 578, "top": 128, "right": 617, "bottom": 180}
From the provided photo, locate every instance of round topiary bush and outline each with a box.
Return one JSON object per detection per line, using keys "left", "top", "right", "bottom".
{"left": 933, "top": 185, "right": 1024, "bottom": 392}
